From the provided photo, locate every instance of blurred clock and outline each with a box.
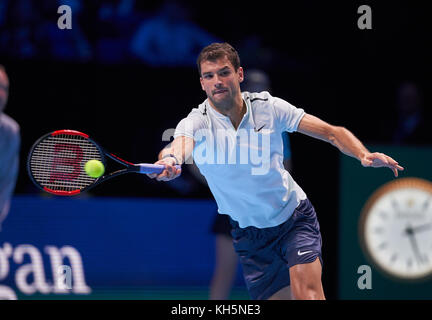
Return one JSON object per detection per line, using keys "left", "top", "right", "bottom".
{"left": 359, "top": 177, "right": 432, "bottom": 281}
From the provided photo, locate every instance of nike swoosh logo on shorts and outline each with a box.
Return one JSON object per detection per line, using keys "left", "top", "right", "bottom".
{"left": 297, "top": 250, "right": 313, "bottom": 256}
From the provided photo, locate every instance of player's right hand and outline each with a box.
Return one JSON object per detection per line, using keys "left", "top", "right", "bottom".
{"left": 360, "top": 152, "right": 404, "bottom": 177}
{"left": 146, "top": 157, "right": 181, "bottom": 181}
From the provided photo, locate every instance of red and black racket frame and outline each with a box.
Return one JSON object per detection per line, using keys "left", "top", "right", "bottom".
{"left": 27, "top": 129, "right": 143, "bottom": 196}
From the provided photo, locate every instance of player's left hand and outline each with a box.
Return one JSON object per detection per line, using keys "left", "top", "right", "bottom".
{"left": 361, "top": 152, "right": 404, "bottom": 177}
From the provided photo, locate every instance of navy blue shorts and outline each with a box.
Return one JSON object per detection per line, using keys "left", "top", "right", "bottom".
{"left": 229, "top": 198, "right": 323, "bottom": 300}
{"left": 210, "top": 213, "right": 233, "bottom": 237}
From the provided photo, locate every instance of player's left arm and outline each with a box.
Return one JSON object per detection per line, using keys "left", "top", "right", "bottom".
{"left": 297, "top": 113, "right": 404, "bottom": 177}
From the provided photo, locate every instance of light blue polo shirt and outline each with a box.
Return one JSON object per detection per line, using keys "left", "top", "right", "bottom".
{"left": 174, "top": 91, "right": 307, "bottom": 228}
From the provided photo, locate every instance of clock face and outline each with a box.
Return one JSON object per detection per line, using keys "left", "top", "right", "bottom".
{"left": 359, "top": 178, "right": 432, "bottom": 281}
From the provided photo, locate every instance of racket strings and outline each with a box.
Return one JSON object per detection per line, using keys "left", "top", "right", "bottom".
{"left": 30, "top": 134, "right": 103, "bottom": 192}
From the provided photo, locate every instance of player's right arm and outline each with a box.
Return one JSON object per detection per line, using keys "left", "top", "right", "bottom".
{"left": 297, "top": 113, "right": 404, "bottom": 177}
{"left": 147, "top": 135, "right": 195, "bottom": 181}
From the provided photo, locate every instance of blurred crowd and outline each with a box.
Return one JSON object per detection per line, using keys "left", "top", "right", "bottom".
{"left": 0, "top": 0, "right": 309, "bottom": 72}
{"left": 0, "top": 0, "right": 221, "bottom": 66}
{"left": 0, "top": 0, "right": 429, "bottom": 200}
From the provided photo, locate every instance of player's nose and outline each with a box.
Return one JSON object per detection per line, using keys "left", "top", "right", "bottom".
{"left": 214, "top": 74, "right": 223, "bottom": 85}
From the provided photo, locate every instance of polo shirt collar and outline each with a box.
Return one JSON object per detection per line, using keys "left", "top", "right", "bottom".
{"left": 200, "top": 93, "right": 256, "bottom": 128}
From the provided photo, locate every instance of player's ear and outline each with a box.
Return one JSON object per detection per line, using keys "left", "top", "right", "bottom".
{"left": 238, "top": 67, "right": 244, "bottom": 83}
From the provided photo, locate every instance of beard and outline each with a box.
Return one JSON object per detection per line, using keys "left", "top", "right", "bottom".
{"left": 208, "top": 96, "right": 232, "bottom": 112}
{"left": 208, "top": 89, "right": 240, "bottom": 112}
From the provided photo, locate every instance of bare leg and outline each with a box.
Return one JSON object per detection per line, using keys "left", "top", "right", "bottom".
{"left": 209, "top": 234, "right": 238, "bottom": 300}
{"left": 267, "top": 285, "right": 292, "bottom": 300}
{"left": 289, "top": 257, "right": 325, "bottom": 300}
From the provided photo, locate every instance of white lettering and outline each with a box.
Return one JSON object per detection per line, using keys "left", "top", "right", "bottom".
{"left": 0, "top": 243, "right": 17, "bottom": 300}
{"left": 56, "top": 265, "right": 72, "bottom": 291}
{"left": 0, "top": 242, "right": 91, "bottom": 298}
{"left": 193, "top": 129, "right": 215, "bottom": 165}
{"left": 0, "top": 285, "right": 17, "bottom": 300}
{"left": 0, "top": 242, "right": 12, "bottom": 280}
{"left": 57, "top": 5, "right": 72, "bottom": 29}
{"left": 13, "top": 245, "right": 51, "bottom": 294}
{"left": 171, "top": 304, "right": 206, "bottom": 317}
{"left": 357, "top": 265, "right": 372, "bottom": 289}
{"left": 357, "top": 5, "right": 372, "bottom": 30}
{"left": 45, "top": 246, "right": 91, "bottom": 294}
{"left": 250, "top": 129, "right": 270, "bottom": 175}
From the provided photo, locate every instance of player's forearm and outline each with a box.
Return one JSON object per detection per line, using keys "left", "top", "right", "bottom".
{"left": 158, "top": 136, "right": 194, "bottom": 165}
{"left": 158, "top": 146, "right": 184, "bottom": 164}
{"left": 329, "top": 126, "right": 369, "bottom": 161}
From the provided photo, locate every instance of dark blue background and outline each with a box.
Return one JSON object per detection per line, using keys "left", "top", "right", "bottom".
{"left": 1, "top": 1, "right": 430, "bottom": 299}
{"left": 1, "top": 195, "right": 246, "bottom": 298}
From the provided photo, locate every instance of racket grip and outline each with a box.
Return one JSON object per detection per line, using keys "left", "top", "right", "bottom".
{"left": 138, "top": 163, "right": 181, "bottom": 174}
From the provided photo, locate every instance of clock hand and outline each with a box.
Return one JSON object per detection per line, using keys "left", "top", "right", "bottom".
{"left": 411, "top": 222, "right": 432, "bottom": 234}
{"left": 405, "top": 224, "right": 424, "bottom": 265}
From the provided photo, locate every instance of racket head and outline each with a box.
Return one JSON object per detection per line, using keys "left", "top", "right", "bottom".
{"left": 27, "top": 129, "right": 106, "bottom": 195}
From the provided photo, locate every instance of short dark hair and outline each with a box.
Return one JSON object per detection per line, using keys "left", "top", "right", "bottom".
{"left": 196, "top": 42, "right": 241, "bottom": 76}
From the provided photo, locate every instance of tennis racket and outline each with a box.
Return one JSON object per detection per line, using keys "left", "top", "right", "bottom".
{"left": 27, "top": 129, "right": 180, "bottom": 196}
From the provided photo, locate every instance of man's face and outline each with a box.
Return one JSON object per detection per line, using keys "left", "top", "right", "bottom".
{"left": 199, "top": 56, "right": 243, "bottom": 110}
{"left": 0, "top": 70, "right": 9, "bottom": 113}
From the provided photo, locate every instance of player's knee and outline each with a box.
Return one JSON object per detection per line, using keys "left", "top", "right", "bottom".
{"left": 292, "top": 282, "right": 324, "bottom": 300}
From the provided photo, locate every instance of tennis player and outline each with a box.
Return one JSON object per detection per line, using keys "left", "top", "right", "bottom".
{"left": 147, "top": 43, "right": 404, "bottom": 300}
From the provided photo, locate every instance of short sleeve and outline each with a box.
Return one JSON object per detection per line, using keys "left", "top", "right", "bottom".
{"left": 272, "top": 96, "right": 305, "bottom": 132}
{"left": 173, "top": 110, "right": 207, "bottom": 141}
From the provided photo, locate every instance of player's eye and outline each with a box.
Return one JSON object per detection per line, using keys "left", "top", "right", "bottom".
{"left": 203, "top": 74, "right": 213, "bottom": 79}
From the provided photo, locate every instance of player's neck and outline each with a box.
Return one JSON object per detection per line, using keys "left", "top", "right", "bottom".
{"left": 229, "top": 100, "right": 246, "bottom": 130}
{"left": 210, "top": 95, "right": 245, "bottom": 129}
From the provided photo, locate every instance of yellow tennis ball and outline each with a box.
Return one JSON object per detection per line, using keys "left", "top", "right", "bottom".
{"left": 84, "top": 160, "right": 105, "bottom": 178}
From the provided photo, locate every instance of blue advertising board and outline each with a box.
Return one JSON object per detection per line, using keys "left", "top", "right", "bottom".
{"left": 0, "top": 195, "right": 247, "bottom": 299}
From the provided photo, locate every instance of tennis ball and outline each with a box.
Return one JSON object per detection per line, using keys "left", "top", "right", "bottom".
{"left": 84, "top": 160, "right": 105, "bottom": 178}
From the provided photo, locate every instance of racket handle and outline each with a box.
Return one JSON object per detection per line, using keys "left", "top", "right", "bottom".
{"left": 137, "top": 163, "right": 181, "bottom": 174}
